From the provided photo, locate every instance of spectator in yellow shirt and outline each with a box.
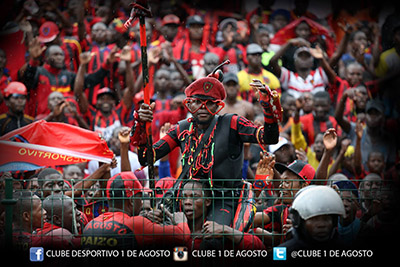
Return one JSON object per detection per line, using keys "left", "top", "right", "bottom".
{"left": 237, "top": 43, "right": 281, "bottom": 102}
{"left": 290, "top": 100, "right": 335, "bottom": 172}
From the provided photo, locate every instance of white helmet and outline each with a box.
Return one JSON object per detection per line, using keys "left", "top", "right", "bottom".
{"left": 292, "top": 186, "right": 345, "bottom": 221}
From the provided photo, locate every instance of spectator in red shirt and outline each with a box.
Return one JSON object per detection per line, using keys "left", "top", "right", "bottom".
{"left": 36, "top": 21, "right": 82, "bottom": 72}
{"left": 37, "top": 91, "right": 89, "bottom": 129}
{"left": 335, "top": 84, "right": 369, "bottom": 127}
{"left": 300, "top": 91, "right": 341, "bottom": 145}
{"left": 36, "top": 194, "right": 81, "bottom": 248}
{"left": 23, "top": 38, "right": 114, "bottom": 117}
{"left": 153, "top": 68, "right": 172, "bottom": 113}
{"left": 159, "top": 14, "right": 183, "bottom": 46}
{"left": 0, "top": 82, "right": 33, "bottom": 135}
{"left": 74, "top": 46, "right": 136, "bottom": 141}
{"left": 84, "top": 22, "right": 113, "bottom": 106}
{"left": 12, "top": 191, "right": 46, "bottom": 250}
{"left": 173, "top": 15, "right": 213, "bottom": 80}
{"left": 211, "top": 18, "right": 247, "bottom": 74}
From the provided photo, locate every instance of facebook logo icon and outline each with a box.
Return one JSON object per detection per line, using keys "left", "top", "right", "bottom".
{"left": 273, "top": 247, "right": 287, "bottom": 260}
{"left": 30, "top": 247, "right": 44, "bottom": 262}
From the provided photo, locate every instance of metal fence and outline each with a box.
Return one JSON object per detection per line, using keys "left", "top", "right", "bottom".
{"left": 0, "top": 174, "right": 397, "bottom": 263}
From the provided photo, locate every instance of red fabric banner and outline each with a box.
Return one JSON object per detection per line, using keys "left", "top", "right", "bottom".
{"left": 0, "top": 120, "right": 113, "bottom": 171}
{"left": 271, "top": 16, "right": 336, "bottom": 57}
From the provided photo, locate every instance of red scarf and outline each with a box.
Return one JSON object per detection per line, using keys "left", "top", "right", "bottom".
{"left": 271, "top": 17, "right": 335, "bottom": 57}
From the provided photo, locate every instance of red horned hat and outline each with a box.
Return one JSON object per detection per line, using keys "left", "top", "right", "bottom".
{"left": 185, "top": 60, "right": 230, "bottom": 100}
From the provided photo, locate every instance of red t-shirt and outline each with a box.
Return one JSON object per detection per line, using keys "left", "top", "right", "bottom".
{"left": 82, "top": 211, "right": 190, "bottom": 249}
{"left": 299, "top": 113, "right": 341, "bottom": 145}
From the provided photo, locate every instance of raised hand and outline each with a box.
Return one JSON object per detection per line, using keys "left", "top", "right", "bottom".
{"left": 148, "top": 46, "right": 162, "bottom": 65}
{"left": 52, "top": 101, "right": 67, "bottom": 117}
{"left": 251, "top": 79, "right": 282, "bottom": 123}
{"left": 295, "top": 148, "right": 308, "bottom": 162}
{"left": 355, "top": 120, "right": 364, "bottom": 140}
{"left": 79, "top": 52, "right": 95, "bottom": 65}
{"left": 117, "top": 45, "right": 132, "bottom": 62}
{"left": 118, "top": 126, "right": 131, "bottom": 145}
{"left": 323, "top": 128, "right": 337, "bottom": 152}
{"left": 250, "top": 79, "right": 269, "bottom": 101}
{"left": 254, "top": 152, "right": 275, "bottom": 196}
{"left": 256, "top": 151, "right": 275, "bottom": 178}
{"left": 29, "top": 37, "right": 46, "bottom": 60}
{"left": 106, "top": 45, "right": 119, "bottom": 64}
{"left": 309, "top": 45, "right": 325, "bottom": 59}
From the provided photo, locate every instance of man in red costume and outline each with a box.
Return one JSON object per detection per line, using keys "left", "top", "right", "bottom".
{"left": 131, "top": 65, "right": 282, "bottom": 229}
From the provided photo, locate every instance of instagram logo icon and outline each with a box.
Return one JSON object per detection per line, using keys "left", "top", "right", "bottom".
{"left": 173, "top": 247, "right": 188, "bottom": 262}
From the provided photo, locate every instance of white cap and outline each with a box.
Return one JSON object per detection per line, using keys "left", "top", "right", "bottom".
{"left": 268, "top": 136, "right": 289, "bottom": 153}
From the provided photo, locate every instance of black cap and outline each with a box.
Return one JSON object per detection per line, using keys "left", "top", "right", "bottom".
{"left": 365, "top": 99, "right": 384, "bottom": 114}
{"left": 223, "top": 72, "right": 239, "bottom": 84}
{"left": 186, "top": 15, "right": 205, "bottom": 27}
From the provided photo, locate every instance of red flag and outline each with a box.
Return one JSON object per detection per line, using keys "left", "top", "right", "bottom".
{"left": 271, "top": 17, "right": 336, "bottom": 57}
{"left": 0, "top": 120, "right": 113, "bottom": 172}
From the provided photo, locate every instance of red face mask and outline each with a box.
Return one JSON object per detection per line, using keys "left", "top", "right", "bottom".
{"left": 183, "top": 97, "right": 225, "bottom": 115}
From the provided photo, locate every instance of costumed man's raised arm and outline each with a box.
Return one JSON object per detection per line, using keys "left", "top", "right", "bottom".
{"left": 250, "top": 79, "right": 281, "bottom": 145}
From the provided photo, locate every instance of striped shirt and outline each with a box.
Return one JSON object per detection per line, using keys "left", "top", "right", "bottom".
{"left": 280, "top": 66, "right": 329, "bottom": 99}
{"left": 84, "top": 102, "right": 134, "bottom": 142}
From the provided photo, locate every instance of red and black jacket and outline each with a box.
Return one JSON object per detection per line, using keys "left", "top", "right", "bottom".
{"left": 23, "top": 61, "right": 110, "bottom": 117}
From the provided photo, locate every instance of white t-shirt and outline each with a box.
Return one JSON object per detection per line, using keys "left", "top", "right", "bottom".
{"left": 88, "top": 151, "right": 141, "bottom": 177}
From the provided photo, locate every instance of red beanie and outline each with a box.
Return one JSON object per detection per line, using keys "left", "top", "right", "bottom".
{"left": 185, "top": 76, "right": 226, "bottom": 100}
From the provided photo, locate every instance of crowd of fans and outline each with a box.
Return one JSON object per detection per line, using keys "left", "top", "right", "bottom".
{"left": 0, "top": 0, "right": 399, "bottom": 264}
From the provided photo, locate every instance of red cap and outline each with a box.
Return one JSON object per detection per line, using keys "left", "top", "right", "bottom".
{"left": 38, "top": 21, "right": 60, "bottom": 43}
{"left": 155, "top": 177, "right": 176, "bottom": 198}
{"left": 275, "top": 160, "right": 315, "bottom": 184}
{"left": 162, "top": 14, "right": 180, "bottom": 26}
{"left": 185, "top": 76, "right": 226, "bottom": 100}
{"left": 106, "top": 172, "right": 152, "bottom": 199}
{"left": 97, "top": 87, "right": 117, "bottom": 99}
{"left": 4, "top": 82, "right": 27, "bottom": 97}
